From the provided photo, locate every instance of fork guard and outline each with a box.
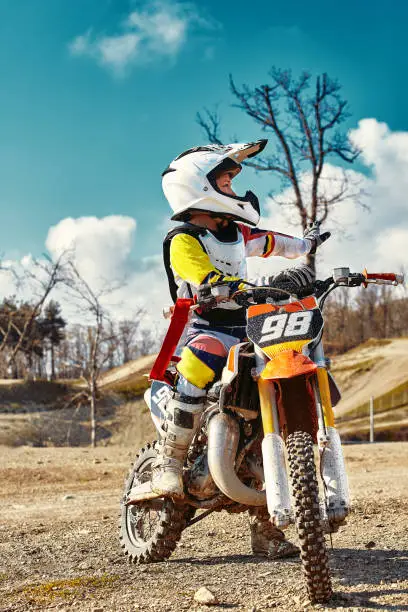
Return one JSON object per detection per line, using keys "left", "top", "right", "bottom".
{"left": 261, "top": 433, "right": 292, "bottom": 528}
{"left": 318, "top": 426, "right": 350, "bottom": 524}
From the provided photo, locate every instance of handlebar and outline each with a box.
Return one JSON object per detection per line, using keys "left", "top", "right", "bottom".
{"left": 332, "top": 267, "right": 404, "bottom": 287}
{"left": 191, "top": 267, "right": 405, "bottom": 312}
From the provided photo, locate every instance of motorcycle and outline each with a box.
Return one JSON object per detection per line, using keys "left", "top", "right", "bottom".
{"left": 119, "top": 267, "right": 403, "bottom": 603}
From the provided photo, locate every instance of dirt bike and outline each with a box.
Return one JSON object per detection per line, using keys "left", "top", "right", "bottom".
{"left": 119, "top": 267, "right": 403, "bottom": 603}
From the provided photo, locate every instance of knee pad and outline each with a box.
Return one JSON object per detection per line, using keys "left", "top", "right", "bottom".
{"left": 177, "top": 335, "right": 228, "bottom": 389}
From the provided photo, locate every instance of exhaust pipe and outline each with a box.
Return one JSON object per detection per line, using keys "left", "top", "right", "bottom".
{"left": 207, "top": 413, "right": 266, "bottom": 507}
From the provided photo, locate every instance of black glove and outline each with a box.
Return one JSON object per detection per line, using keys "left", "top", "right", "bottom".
{"left": 270, "top": 265, "right": 315, "bottom": 296}
{"left": 304, "top": 221, "right": 331, "bottom": 254}
{"left": 196, "top": 284, "right": 217, "bottom": 312}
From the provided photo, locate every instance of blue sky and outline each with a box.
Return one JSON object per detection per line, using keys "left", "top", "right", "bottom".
{"left": 1, "top": 0, "right": 407, "bottom": 269}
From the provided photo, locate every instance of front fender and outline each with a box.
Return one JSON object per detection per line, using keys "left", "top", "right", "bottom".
{"left": 260, "top": 350, "right": 317, "bottom": 380}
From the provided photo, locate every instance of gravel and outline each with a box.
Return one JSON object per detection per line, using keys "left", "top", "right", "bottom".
{"left": 0, "top": 442, "right": 407, "bottom": 611}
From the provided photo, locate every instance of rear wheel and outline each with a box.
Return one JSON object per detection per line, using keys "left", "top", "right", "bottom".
{"left": 287, "top": 431, "right": 332, "bottom": 604}
{"left": 119, "top": 441, "right": 194, "bottom": 563}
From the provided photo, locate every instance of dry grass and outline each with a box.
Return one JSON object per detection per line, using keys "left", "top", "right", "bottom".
{"left": 10, "top": 574, "right": 119, "bottom": 605}
{"left": 0, "top": 380, "right": 79, "bottom": 409}
{"left": 346, "top": 338, "right": 392, "bottom": 352}
{"left": 102, "top": 375, "right": 150, "bottom": 400}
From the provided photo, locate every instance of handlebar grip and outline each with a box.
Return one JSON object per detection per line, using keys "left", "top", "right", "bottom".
{"left": 364, "top": 271, "right": 404, "bottom": 284}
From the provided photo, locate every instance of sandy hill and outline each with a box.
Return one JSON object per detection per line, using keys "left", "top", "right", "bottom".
{"left": 331, "top": 338, "right": 408, "bottom": 439}
{"left": 331, "top": 338, "right": 408, "bottom": 415}
{"left": 98, "top": 354, "right": 157, "bottom": 389}
{"left": 0, "top": 355, "right": 158, "bottom": 447}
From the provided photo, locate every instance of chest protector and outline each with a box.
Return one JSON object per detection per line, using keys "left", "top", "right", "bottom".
{"left": 200, "top": 229, "right": 247, "bottom": 278}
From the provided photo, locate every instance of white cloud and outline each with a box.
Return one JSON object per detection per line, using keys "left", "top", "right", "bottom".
{"left": 68, "top": 31, "right": 92, "bottom": 55}
{"left": 248, "top": 119, "right": 408, "bottom": 284}
{"left": 46, "top": 215, "right": 137, "bottom": 288}
{"left": 45, "top": 215, "right": 169, "bottom": 324}
{"left": 98, "top": 33, "right": 141, "bottom": 70}
{"left": 349, "top": 118, "right": 408, "bottom": 222}
{"left": 0, "top": 215, "right": 169, "bottom": 328}
{"left": 69, "top": 1, "right": 217, "bottom": 74}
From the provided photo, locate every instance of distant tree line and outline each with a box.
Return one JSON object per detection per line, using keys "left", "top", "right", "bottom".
{"left": 324, "top": 285, "right": 408, "bottom": 354}
{"left": 0, "top": 297, "right": 160, "bottom": 380}
{"left": 1, "top": 285, "right": 407, "bottom": 378}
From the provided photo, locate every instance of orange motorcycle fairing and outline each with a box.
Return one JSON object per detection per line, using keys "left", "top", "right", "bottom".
{"left": 221, "top": 341, "right": 250, "bottom": 385}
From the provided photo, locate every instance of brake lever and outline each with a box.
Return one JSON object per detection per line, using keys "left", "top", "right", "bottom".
{"left": 314, "top": 278, "right": 334, "bottom": 298}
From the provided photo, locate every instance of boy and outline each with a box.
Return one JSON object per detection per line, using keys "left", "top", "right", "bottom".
{"left": 155, "top": 140, "right": 329, "bottom": 557}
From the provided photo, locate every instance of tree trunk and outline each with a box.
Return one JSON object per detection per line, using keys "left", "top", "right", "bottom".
{"left": 90, "top": 379, "right": 96, "bottom": 448}
{"left": 10, "top": 359, "right": 18, "bottom": 379}
{"left": 37, "top": 355, "right": 43, "bottom": 380}
{"left": 25, "top": 352, "right": 33, "bottom": 380}
{"left": 50, "top": 344, "right": 56, "bottom": 380}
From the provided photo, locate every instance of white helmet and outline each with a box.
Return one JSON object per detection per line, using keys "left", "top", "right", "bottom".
{"left": 162, "top": 139, "right": 268, "bottom": 227}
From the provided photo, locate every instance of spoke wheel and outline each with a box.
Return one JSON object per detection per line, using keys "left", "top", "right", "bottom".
{"left": 119, "top": 441, "right": 194, "bottom": 563}
{"left": 287, "top": 431, "right": 333, "bottom": 604}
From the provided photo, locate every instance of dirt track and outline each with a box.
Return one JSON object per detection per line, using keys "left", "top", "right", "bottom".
{"left": 0, "top": 442, "right": 407, "bottom": 612}
{"left": 332, "top": 339, "right": 408, "bottom": 417}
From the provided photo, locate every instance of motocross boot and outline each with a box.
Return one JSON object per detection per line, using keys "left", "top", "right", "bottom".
{"left": 151, "top": 394, "right": 204, "bottom": 499}
{"left": 249, "top": 508, "right": 300, "bottom": 559}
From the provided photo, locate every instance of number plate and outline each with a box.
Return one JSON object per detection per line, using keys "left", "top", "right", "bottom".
{"left": 150, "top": 380, "right": 172, "bottom": 419}
{"left": 247, "top": 307, "right": 323, "bottom": 349}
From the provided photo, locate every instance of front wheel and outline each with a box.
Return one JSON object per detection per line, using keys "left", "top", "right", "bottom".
{"left": 286, "top": 431, "right": 333, "bottom": 604}
{"left": 119, "top": 441, "right": 194, "bottom": 563}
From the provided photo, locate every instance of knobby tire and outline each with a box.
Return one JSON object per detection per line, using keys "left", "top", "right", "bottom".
{"left": 287, "top": 431, "right": 333, "bottom": 603}
{"left": 119, "top": 441, "right": 194, "bottom": 563}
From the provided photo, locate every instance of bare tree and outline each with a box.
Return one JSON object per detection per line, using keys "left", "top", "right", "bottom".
{"left": 323, "top": 284, "right": 408, "bottom": 354}
{"left": 117, "top": 313, "right": 145, "bottom": 363}
{"left": 0, "top": 255, "right": 66, "bottom": 376}
{"left": 137, "top": 326, "right": 163, "bottom": 357}
{"left": 197, "top": 69, "right": 364, "bottom": 272}
{"left": 62, "top": 262, "right": 119, "bottom": 447}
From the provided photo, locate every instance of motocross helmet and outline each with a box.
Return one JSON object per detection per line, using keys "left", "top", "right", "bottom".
{"left": 162, "top": 139, "right": 268, "bottom": 227}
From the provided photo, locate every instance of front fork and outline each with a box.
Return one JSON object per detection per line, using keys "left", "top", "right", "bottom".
{"left": 256, "top": 343, "right": 350, "bottom": 529}
{"left": 313, "top": 343, "right": 350, "bottom": 526}
{"left": 255, "top": 349, "right": 292, "bottom": 529}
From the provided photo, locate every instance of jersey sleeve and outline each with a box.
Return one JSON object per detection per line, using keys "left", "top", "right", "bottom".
{"left": 170, "top": 233, "right": 247, "bottom": 291}
{"left": 239, "top": 225, "right": 312, "bottom": 260}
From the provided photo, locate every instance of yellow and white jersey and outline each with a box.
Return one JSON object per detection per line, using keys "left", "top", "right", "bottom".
{"left": 163, "top": 222, "right": 312, "bottom": 326}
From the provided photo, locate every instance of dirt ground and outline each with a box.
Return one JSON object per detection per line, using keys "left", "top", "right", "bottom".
{"left": 0, "top": 442, "right": 407, "bottom": 612}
